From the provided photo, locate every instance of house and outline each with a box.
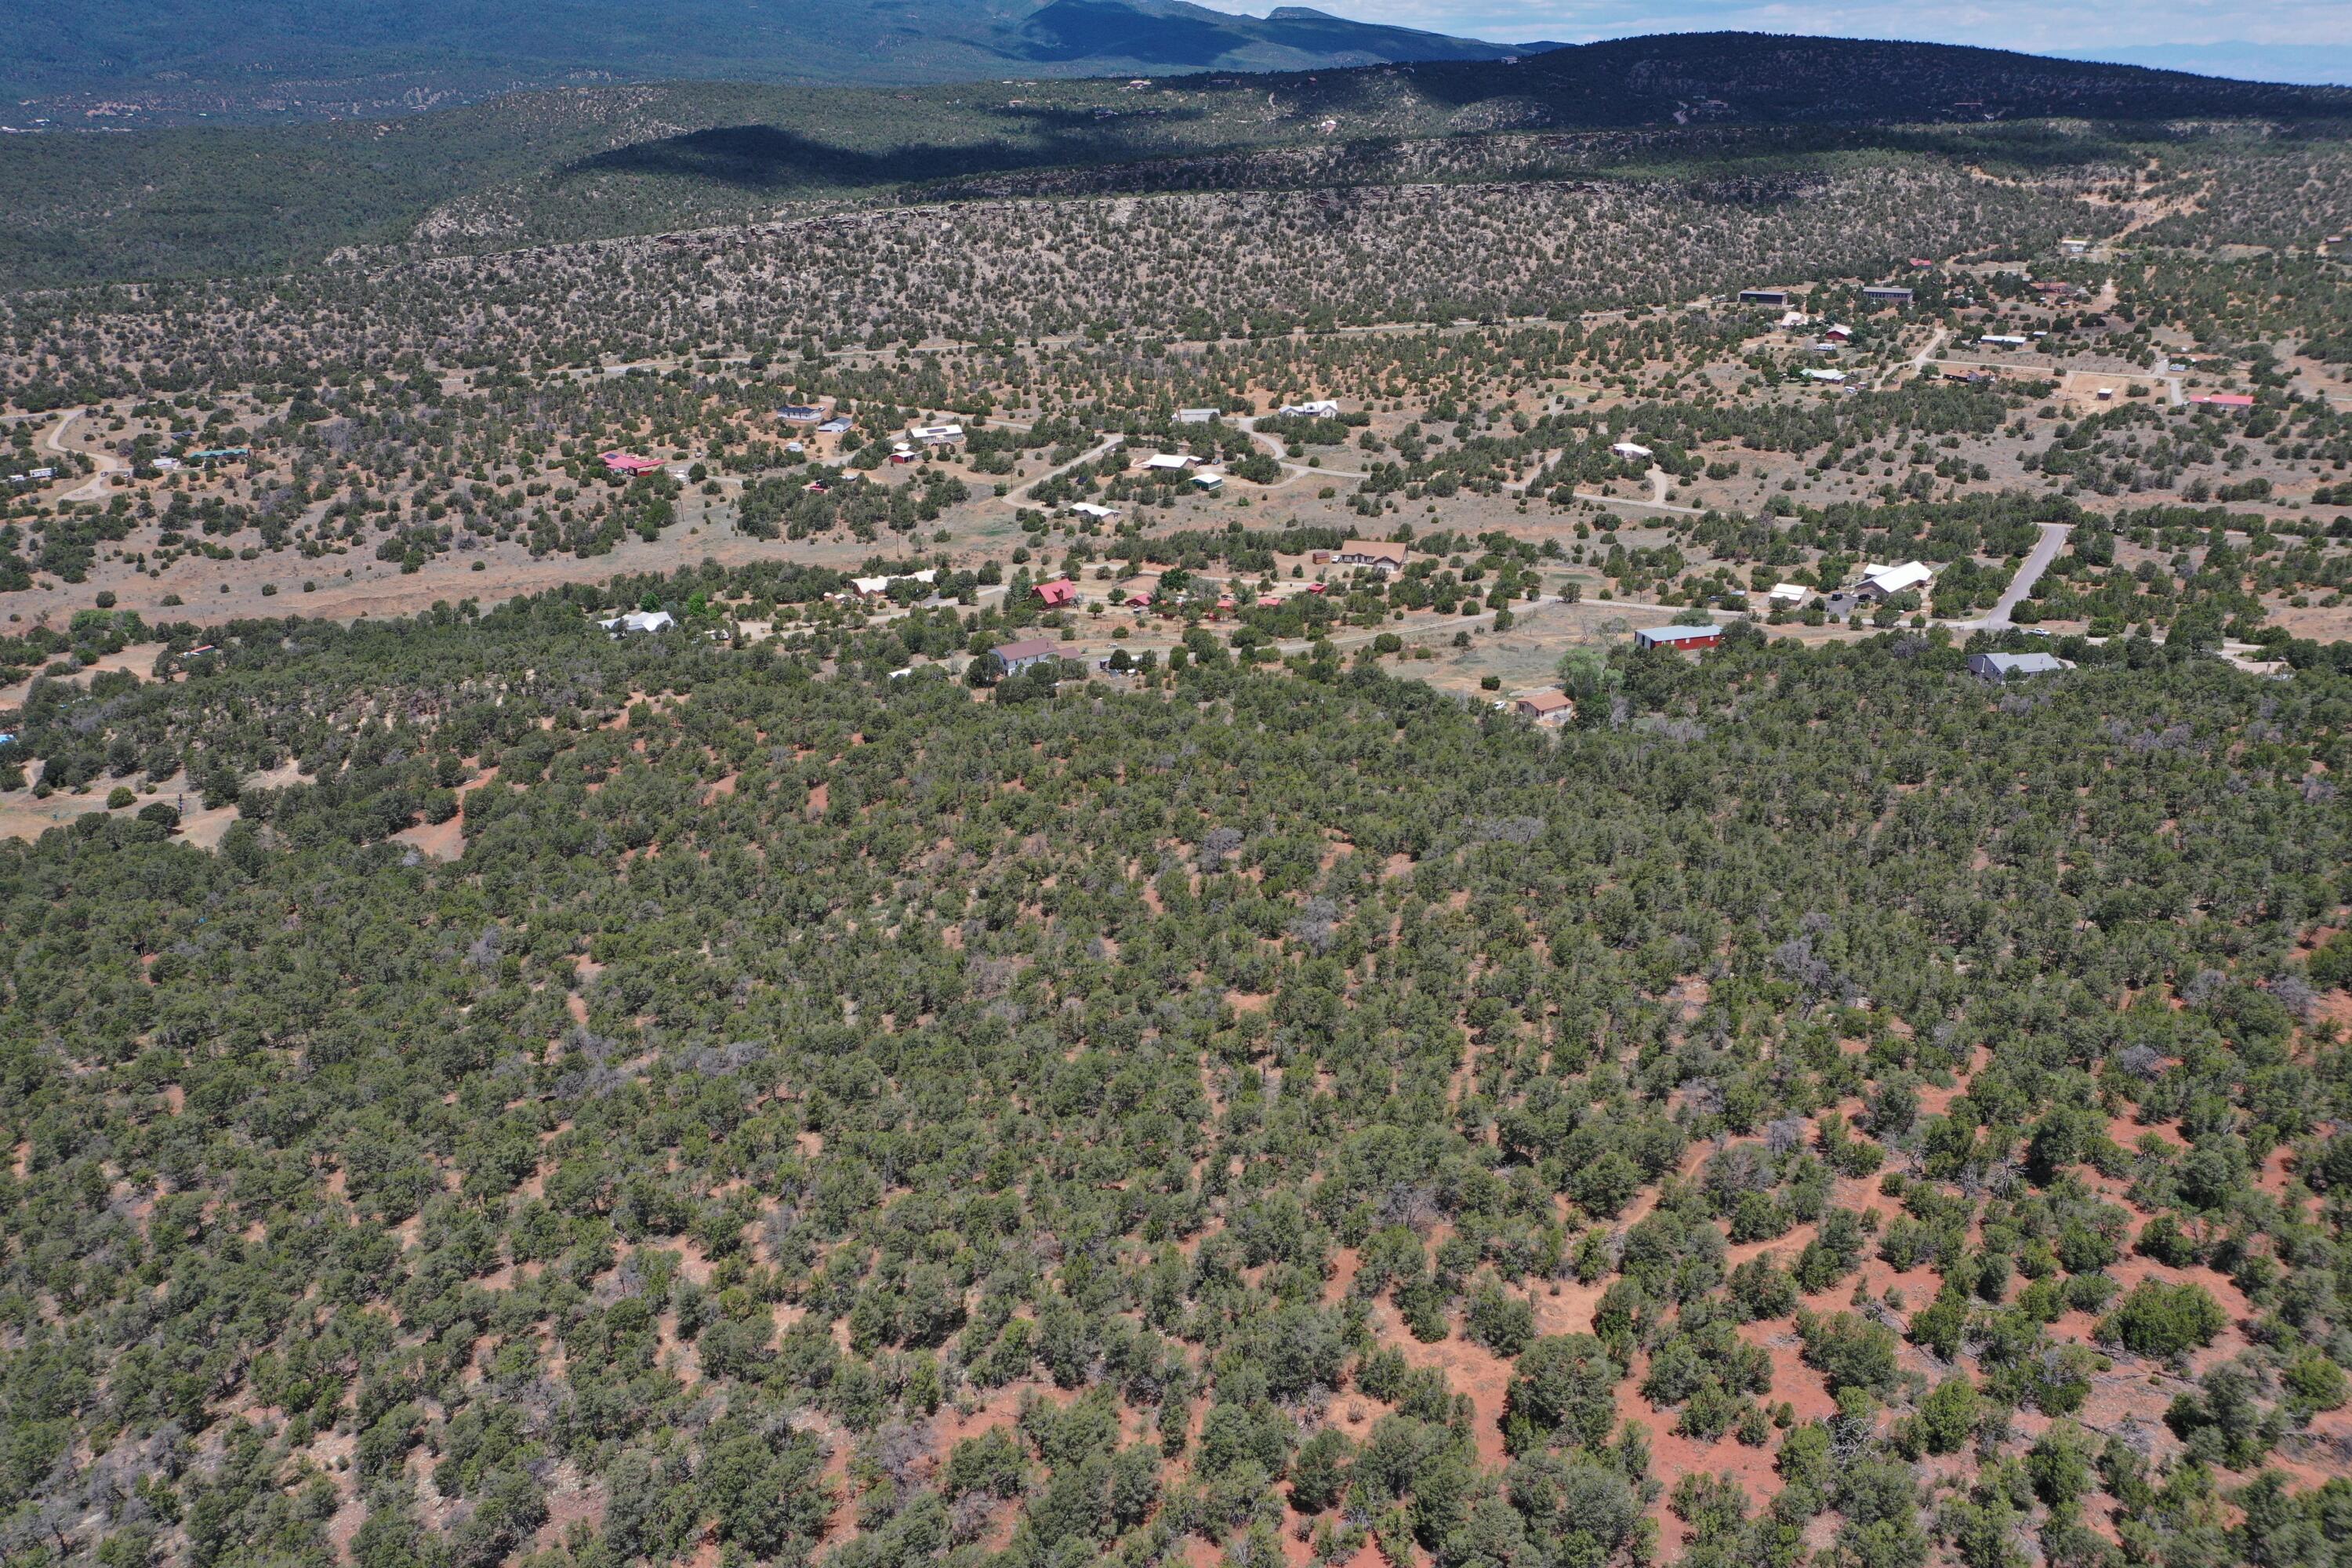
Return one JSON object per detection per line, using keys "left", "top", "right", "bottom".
{"left": 1804, "top": 369, "right": 1849, "bottom": 383}
{"left": 1766, "top": 583, "right": 1807, "bottom": 604}
{"left": 907, "top": 423, "right": 965, "bottom": 448}
{"left": 1514, "top": 691, "right": 1574, "bottom": 724}
{"left": 1635, "top": 624, "right": 1722, "bottom": 651}
{"left": 817, "top": 416, "right": 855, "bottom": 435}
{"left": 598, "top": 610, "right": 677, "bottom": 635}
{"left": 1255, "top": 593, "right": 1283, "bottom": 608}
{"left": 2193, "top": 394, "right": 2256, "bottom": 409}
{"left": 1033, "top": 579, "right": 1078, "bottom": 608}
{"left": 1611, "top": 440, "right": 1653, "bottom": 460}
{"left": 1864, "top": 285, "right": 1915, "bottom": 304}
{"left": 1126, "top": 590, "right": 1156, "bottom": 609}
{"left": 24, "top": 467, "right": 53, "bottom": 481}
{"left": 1858, "top": 561, "right": 1935, "bottom": 600}
{"left": 850, "top": 568, "right": 938, "bottom": 599}
{"left": 1739, "top": 289, "right": 1790, "bottom": 307}
{"left": 151, "top": 456, "right": 182, "bottom": 472}
{"left": 1174, "top": 408, "right": 1219, "bottom": 425}
{"left": 1336, "top": 539, "right": 1408, "bottom": 575}
{"left": 1279, "top": 401, "right": 1341, "bottom": 418}
{"left": 1824, "top": 324, "right": 1853, "bottom": 343}
{"left": 600, "top": 451, "right": 666, "bottom": 477}
{"left": 1978, "top": 334, "right": 2029, "bottom": 348}
{"left": 2060, "top": 238, "right": 2090, "bottom": 255}
{"left": 988, "top": 637, "right": 1062, "bottom": 678}
{"left": 1969, "top": 651, "right": 2071, "bottom": 682}
{"left": 1777, "top": 310, "right": 1809, "bottom": 330}
{"left": 1069, "top": 502, "right": 1118, "bottom": 521}
{"left": 1142, "top": 453, "right": 1196, "bottom": 472}
{"left": 777, "top": 405, "right": 827, "bottom": 425}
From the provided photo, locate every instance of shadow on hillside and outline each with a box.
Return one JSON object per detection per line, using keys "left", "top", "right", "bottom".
{"left": 564, "top": 111, "right": 1216, "bottom": 194}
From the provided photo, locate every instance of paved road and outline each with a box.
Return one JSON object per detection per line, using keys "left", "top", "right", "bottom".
{"left": 1986, "top": 521, "right": 2073, "bottom": 630}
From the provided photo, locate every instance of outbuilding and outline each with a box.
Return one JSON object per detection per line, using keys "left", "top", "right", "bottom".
{"left": 1635, "top": 624, "right": 1722, "bottom": 651}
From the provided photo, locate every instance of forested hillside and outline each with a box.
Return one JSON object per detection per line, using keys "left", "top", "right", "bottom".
{"left": 1, "top": 594, "right": 2349, "bottom": 1567}
{"left": 3, "top": 34, "right": 2346, "bottom": 289}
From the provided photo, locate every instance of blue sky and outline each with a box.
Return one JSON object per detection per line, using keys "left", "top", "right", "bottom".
{"left": 1191, "top": 0, "right": 2352, "bottom": 82}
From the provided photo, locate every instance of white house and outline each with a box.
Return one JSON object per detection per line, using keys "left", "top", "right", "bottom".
{"left": 598, "top": 610, "right": 677, "bottom": 635}
{"left": 1069, "top": 502, "right": 1119, "bottom": 521}
{"left": 1337, "top": 539, "right": 1409, "bottom": 575}
{"left": 1610, "top": 441, "right": 1653, "bottom": 460}
{"left": 1279, "top": 400, "right": 1341, "bottom": 418}
{"left": 850, "top": 568, "right": 938, "bottom": 597}
{"left": 1142, "top": 453, "right": 1197, "bottom": 472}
{"left": 907, "top": 423, "right": 965, "bottom": 447}
{"left": 1804, "top": 368, "right": 1849, "bottom": 383}
{"left": 1978, "top": 334, "right": 2029, "bottom": 347}
{"left": 1858, "top": 561, "right": 1935, "bottom": 600}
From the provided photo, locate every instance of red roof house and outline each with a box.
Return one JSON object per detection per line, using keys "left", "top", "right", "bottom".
{"left": 600, "top": 451, "right": 665, "bottom": 477}
{"left": 1033, "top": 579, "right": 1078, "bottom": 608}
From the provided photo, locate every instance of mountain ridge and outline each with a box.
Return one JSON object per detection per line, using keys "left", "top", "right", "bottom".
{"left": 0, "top": 0, "right": 1526, "bottom": 121}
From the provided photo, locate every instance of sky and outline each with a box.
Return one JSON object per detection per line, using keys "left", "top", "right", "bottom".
{"left": 1191, "top": 0, "right": 2352, "bottom": 82}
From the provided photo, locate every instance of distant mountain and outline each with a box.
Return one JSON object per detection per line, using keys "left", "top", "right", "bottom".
{"left": 2059, "top": 43, "right": 2352, "bottom": 89}
{"left": 0, "top": 0, "right": 1525, "bottom": 121}
{"left": 1012, "top": 1, "right": 1525, "bottom": 70}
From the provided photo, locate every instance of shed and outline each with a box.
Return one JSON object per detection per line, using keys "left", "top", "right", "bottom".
{"left": 1863, "top": 286, "right": 1915, "bottom": 304}
{"left": 1634, "top": 624, "right": 1721, "bottom": 651}
{"left": 1739, "top": 289, "right": 1790, "bottom": 306}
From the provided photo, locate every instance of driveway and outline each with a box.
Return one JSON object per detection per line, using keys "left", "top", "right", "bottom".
{"left": 1987, "top": 522, "right": 2072, "bottom": 630}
